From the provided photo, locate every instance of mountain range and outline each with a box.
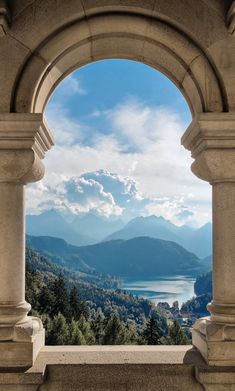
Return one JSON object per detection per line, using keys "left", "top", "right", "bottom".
{"left": 105, "top": 216, "right": 212, "bottom": 258}
{"left": 27, "top": 234, "right": 210, "bottom": 278}
{"left": 26, "top": 210, "right": 212, "bottom": 258}
{"left": 26, "top": 210, "right": 124, "bottom": 246}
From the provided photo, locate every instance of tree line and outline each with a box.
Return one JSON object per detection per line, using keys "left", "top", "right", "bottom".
{"left": 26, "top": 262, "right": 190, "bottom": 346}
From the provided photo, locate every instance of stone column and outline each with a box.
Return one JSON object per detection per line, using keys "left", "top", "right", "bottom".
{"left": 0, "top": 113, "right": 54, "bottom": 368}
{"left": 182, "top": 113, "right": 235, "bottom": 366}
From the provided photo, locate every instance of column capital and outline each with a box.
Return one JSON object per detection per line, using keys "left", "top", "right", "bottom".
{"left": 0, "top": 113, "right": 54, "bottom": 183}
{"left": 181, "top": 113, "right": 235, "bottom": 183}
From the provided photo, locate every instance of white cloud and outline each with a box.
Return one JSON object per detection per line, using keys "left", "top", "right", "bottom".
{"left": 45, "top": 104, "right": 82, "bottom": 146}
{"left": 28, "top": 98, "right": 212, "bottom": 226}
{"left": 53, "top": 74, "right": 87, "bottom": 97}
{"left": 27, "top": 173, "right": 123, "bottom": 217}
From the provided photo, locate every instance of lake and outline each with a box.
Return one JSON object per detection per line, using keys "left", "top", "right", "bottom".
{"left": 121, "top": 275, "right": 196, "bottom": 306}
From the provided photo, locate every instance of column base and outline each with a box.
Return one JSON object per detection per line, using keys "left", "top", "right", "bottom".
{"left": 193, "top": 316, "right": 235, "bottom": 366}
{"left": 0, "top": 317, "right": 45, "bottom": 368}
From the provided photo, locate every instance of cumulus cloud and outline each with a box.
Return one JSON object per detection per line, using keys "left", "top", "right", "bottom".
{"left": 26, "top": 169, "right": 209, "bottom": 226}
{"left": 27, "top": 172, "right": 122, "bottom": 217}
{"left": 28, "top": 97, "right": 212, "bottom": 226}
{"left": 27, "top": 170, "right": 149, "bottom": 219}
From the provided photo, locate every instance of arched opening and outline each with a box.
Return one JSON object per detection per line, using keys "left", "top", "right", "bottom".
{"left": 1, "top": 0, "right": 235, "bottom": 374}
{"left": 25, "top": 59, "right": 212, "bottom": 346}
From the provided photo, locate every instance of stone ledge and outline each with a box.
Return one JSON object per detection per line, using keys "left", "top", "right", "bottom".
{"left": 35, "top": 345, "right": 198, "bottom": 367}
{"left": 0, "top": 346, "right": 202, "bottom": 391}
{"left": 1, "top": 346, "right": 235, "bottom": 390}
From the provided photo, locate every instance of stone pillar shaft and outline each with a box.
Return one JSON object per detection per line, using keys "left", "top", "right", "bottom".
{"left": 182, "top": 113, "right": 235, "bottom": 366}
{"left": 0, "top": 113, "right": 54, "bottom": 367}
{"left": 213, "top": 183, "right": 235, "bottom": 305}
{"left": 0, "top": 183, "right": 25, "bottom": 305}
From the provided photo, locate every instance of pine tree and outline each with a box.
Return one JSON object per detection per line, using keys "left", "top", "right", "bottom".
{"left": 48, "top": 313, "right": 69, "bottom": 345}
{"left": 143, "top": 316, "right": 162, "bottom": 345}
{"left": 51, "top": 274, "right": 70, "bottom": 318}
{"left": 69, "top": 319, "right": 86, "bottom": 345}
{"left": 168, "top": 320, "right": 188, "bottom": 345}
{"left": 78, "top": 315, "right": 95, "bottom": 345}
{"left": 125, "top": 322, "right": 138, "bottom": 344}
{"left": 40, "top": 313, "right": 53, "bottom": 344}
{"left": 91, "top": 310, "right": 105, "bottom": 344}
{"left": 38, "top": 284, "right": 55, "bottom": 316}
{"left": 102, "top": 313, "right": 128, "bottom": 345}
{"left": 69, "top": 285, "right": 88, "bottom": 321}
{"left": 25, "top": 265, "right": 43, "bottom": 311}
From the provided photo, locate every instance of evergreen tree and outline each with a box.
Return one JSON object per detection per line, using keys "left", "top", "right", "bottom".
{"left": 25, "top": 266, "right": 43, "bottom": 310}
{"left": 103, "top": 313, "right": 129, "bottom": 345}
{"left": 48, "top": 313, "right": 70, "bottom": 345}
{"left": 40, "top": 313, "right": 53, "bottom": 344}
{"left": 91, "top": 310, "right": 105, "bottom": 344}
{"left": 69, "top": 319, "right": 86, "bottom": 345}
{"left": 78, "top": 315, "right": 96, "bottom": 345}
{"left": 38, "top": 284, "right": 55, "bottom": 316}
{"left": 143, "top": 316, "right": 162, "bottom": 345}
{"left": 51, "top": 274, "right": 70, "bottom": 318}
{"left": 125, "top": 322, "right": 138, "bottom": 344}
{"left": 69, "top": 285, "right": 88, "bottom": 321}
{"left": 168, "top": 320, "right": 188, "bottom": 345}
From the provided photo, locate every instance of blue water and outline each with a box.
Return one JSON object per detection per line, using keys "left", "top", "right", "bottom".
{"left": 121, "top": 275, "right": 196, "bottom": 306}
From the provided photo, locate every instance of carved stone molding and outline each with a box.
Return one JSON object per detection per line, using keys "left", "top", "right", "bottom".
{"left": 0, "top": 113, "right": 54, "bottom": 183}
{"left": 181, "top": 113, "right": 235, "bottom": 183}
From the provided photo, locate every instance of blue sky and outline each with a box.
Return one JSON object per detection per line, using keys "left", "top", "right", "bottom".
{"left": 26, "top": 60, "right": 211, "bottom": 226}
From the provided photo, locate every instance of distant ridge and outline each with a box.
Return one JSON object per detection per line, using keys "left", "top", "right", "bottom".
{"left": 26, "top": 210, "right": 94, "bottom": 246}
{"left": 27, "top": 234, "right": 210, "bottom": 278}
{"left": 26, "top": 210, "right": 124, "bottom": 246}
{"left": 26, "top": 211, "right": 212, "bottom": 258}
{"left": 105, "top": 215, "right": 212, "bottom": 258}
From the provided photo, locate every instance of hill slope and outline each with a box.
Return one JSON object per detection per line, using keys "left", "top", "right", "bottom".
{"left": 106, "top": 216, "right": 180, "bottom": 242}
{"left": 26, "top": 246, "right": 154, "bottom": 325}
{"left": 105, "top": 215, "right": 212, "bottom": 258}
{"left": 27, "top": 234, "right": 209, "bottom": 278}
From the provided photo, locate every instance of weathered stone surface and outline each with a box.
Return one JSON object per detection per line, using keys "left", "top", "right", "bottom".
{"left": 227, "top": 1, "right": 235, "bottom": 35}
{"left": 0, "top": 346, "right": 204, "bottom": 391}
{"left": 0, "top": 1, "right": 235, "bottom": 388}
{"left": 182, "top": 113, "right": 235, "bottom": 367}
{"left": 0, "top": 0, "right": 10, "bottom": 36}
{"left": 0, "top": 346, "right": 235, "bottom": 391}
{"left": 0, "top": 114, "right": 53, "bottom": 367}
{"left": 2, "top": 1, "right": 229, "bottom": 113}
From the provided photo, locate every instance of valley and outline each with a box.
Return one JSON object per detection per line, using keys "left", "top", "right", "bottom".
{"left": 25, "top": 211, "right": 212, "bottom": 345}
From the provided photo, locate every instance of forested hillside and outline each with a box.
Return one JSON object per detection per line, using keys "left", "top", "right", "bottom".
{"left": 27, "top": 234, "right": 209, "bottom": 278}
{"left": 26, "top": 247, "right": 189, "bottom": 345}
{"left": 181, "top": 272, "right": 212, "bottom": 316}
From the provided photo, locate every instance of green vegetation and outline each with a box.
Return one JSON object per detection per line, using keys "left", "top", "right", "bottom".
{"left": 27, "top": 234, "right": 209, "bottom": 279}
{"left": 194, "top": 271, "right": 212, "bottom": 296}
{"left": 26, "top": 246, "right": 189, "bottom": 345}
{"left": 181, "top": 272, "right": 212, "bottom": 316}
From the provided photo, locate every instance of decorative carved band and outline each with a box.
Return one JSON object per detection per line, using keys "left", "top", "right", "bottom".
{"left": 0, "top": 113, "right": 55, "bottom": 159}
{"left": 181, "top": 113, "right": 235, "bottom": 158}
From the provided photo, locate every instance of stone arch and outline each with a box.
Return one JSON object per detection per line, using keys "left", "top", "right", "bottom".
{"left": 11, "top": 12, "right": 227, "bottom": 116}
{"left": 2, "top": 0, "right": 235, "bottom": 375}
